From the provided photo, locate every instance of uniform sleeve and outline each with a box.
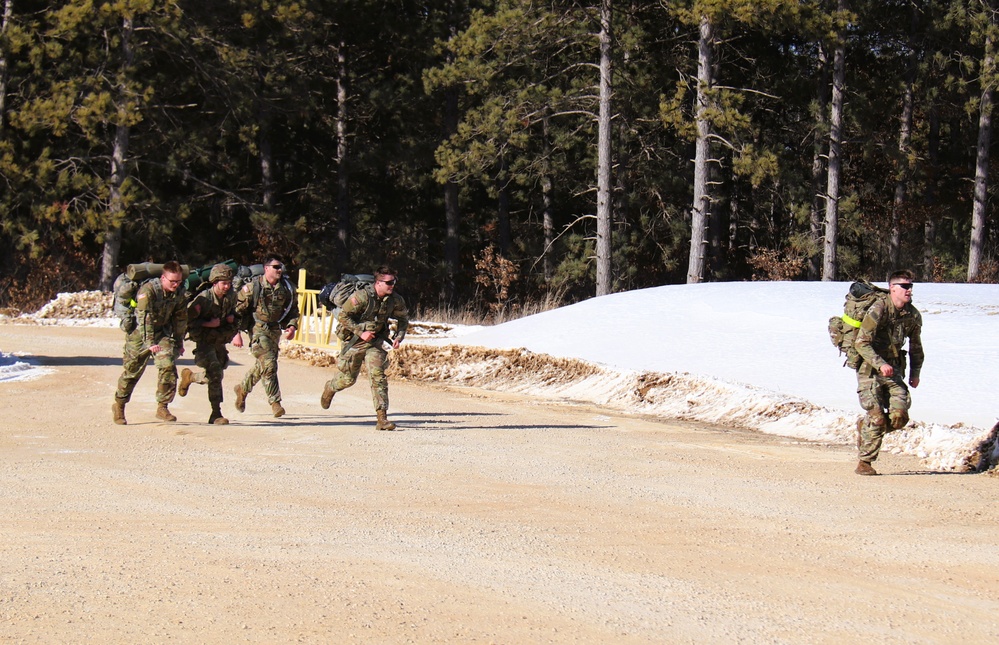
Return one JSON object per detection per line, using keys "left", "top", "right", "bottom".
{"left": 392, "top": 295, "right": 410, "bottom": 342}
{"left": 172, "top": 290, "right": 188, "bottom": 341}
{"left": 235, "top": 280, "right": 254, "bottom": 316}
{"left": 187, "top": 292, "right": 208, "bottom": 331}
{"left": 336, "top": 290, "right": 368, "bottom": 337}
{"left": 283, "top": 283, "right": 300, "bottom": 329}
{"left": 908, "top": 309, "right": 924, "bottom": 379}
{"left": 854, "top": 300, "right": 886, "bottom": 371}
{"left": 135, "top": 282, "right": 156, "bottom": 348}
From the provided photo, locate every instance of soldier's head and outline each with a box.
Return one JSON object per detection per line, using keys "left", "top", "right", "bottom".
{"left": 263, "top": 255, "right": 285, "bottom": 285}
{"left": 373, "top": 265, "right": 398, "bottom": 298}
{"left": 209, "top": 263, "right": 234, "bottom": 296}
{"left": 888, "top": 269, "right": 914, "bottom": 308}
{"left": 160, "top": 261, "right": 184, "bottom": 294}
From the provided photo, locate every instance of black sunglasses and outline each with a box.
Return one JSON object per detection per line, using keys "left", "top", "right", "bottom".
{"left": 892, "top": 282, "right": 913, "bottom": 290}
{"left": 380, "top": 279, "right": 397, "bottom": 286}
{"left": 267, "top": 263, "right": 284, "bottom": 270}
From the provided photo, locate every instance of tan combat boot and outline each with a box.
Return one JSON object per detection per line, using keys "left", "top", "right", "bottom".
{"left": 855, "top": 460, "right": 877, "bottom": 476}
{"left": 271, "top": 401, "right": 286, "bottom": 418}
{"left": 376, "top": 409, "right": 397, "bottom": 431}
{"left": 156, "top": 404, "right": 177, "bottom": 422}
{"left": 209, "top": 405, "right": 229, "bottom": 425}
{"left": 112, "top": 400, "right": 127, "bottom": 425}
{"left": 178, "top": 368, "right": 194, "bottom": 397}
{"left": 320, "top": 383, "right": 336, "bottom": 409}
{"left": 234, "top": 384, "right": 246, "bottom": 413}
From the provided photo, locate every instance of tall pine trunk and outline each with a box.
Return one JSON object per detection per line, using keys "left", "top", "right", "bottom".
{"left": 99, "top": 15, "right": 134, "bottom": 291}
{"left": 595, "top": 0, "right": 613, "bottom": 296}
{"left": 822, "top": 0, "right": 848, "bottom": 282}
{"left": 687, "top": 14, "right": 713, "bottom": 284}
{"left": 969, "top": 21, "right": 995, "bottom": 282}
{"left": 335, "top": 43, "right": 351, "bottom": 273}
{"left": 808, "top": 44, "right": 829, "bottom": 280}
{"left": 890, "top": 4, "right": 918, "bottom": 270}
{"left": 0, "top": 0, "right": 12, "bottom": 131}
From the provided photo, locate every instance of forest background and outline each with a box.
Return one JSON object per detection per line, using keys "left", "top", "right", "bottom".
{"left": 1, "top": 0, "right": 997, "bottom": 318}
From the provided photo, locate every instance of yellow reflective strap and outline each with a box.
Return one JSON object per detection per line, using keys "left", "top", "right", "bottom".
{"left": 129, "top": 299, "right": 137, "bottom": 308}
{"left": 842, "top": 314, "right": 862, "bottom": 328}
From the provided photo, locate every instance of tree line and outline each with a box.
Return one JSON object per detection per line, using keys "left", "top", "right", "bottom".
{"left": 0, "top": 0, "right": 996, "bottom": 315}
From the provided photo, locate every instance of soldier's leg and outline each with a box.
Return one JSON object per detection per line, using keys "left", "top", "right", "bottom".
{"left": 241, "top": 331, "right": 267, "bottom": 394}
{"left": 884, "top": 376, "right": 912, "bottom": 430}
{"left": 116, "top": 335, "right": 151, "bottom": 403}
{"left": 256, "top": 329, "right": 282, "bottom": 404}
{"left": 365, "top": 345, "right": 391, "bottom": 411}
{"left": 857, "top": 371, "right": 890, "bottom": 464}
{"left": 153, "top": 337, "right": 179, "bottom": 404}
{"left": 327, "top": 345, "right": 366, "bottom": 392}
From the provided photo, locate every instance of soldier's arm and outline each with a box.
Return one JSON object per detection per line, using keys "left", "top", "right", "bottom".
{"left": 392, "top": 297, "right": 410, "bottom": 343}
{"left": 336, "top": 291, "right": 370, "bottom": 336}
{"left": 172, "top": 292, "right": 188, "bottom": 341}
{"left": 234, "top": 281, "right": 253, "bottom": 316}
{"left": 908, "top": 311, "right": 924, "bottom": 380}
{"left": 282, "top": 282, "right": 300, "bottom": 330}
{"left": 854, "top": 301, "right": 886, "bottom": 371}
{"left": 135, "top": 283, "right": 155, "bottom": 348}
{"left": 187, "top": 293, "right": 208, "bottom": 330}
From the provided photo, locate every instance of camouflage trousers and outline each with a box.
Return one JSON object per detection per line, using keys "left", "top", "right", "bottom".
{"left": 115, "top": 331, "right": 179, "bottom": 405}
{"left": 856, "top": 364, "right": 911, "bottom": 463}
{"left": 191, "top": 341, "right": 231, "bottom": 405}
{"left": 324, "top": 340, "right": 390, "bottom": 411}
{"left": 240, "top": 324, "right": 282, "bottom": 405}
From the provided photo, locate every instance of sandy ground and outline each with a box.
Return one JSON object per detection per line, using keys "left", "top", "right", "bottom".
{"left": 1, "top": 323, "right": 997, "bottom": 644}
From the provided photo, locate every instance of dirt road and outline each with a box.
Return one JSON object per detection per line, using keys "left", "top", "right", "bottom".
{"left": 1, "top": 323, "right": 997, "bottom": 644}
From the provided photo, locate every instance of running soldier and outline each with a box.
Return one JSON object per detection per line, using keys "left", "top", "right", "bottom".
{"left": 112, "top": 261, "right": 188, "bottom": 424}
{"left": 853, "top": 269, "right": 924, "bottom": 476}
{"left": 178, "top": 263, "right": 242, "bottom": 425}
{"left": 233, "top": 256, "right": 299, "bottom": 418}
{"left": 320, "top": 265, "right": 409, "bottom": 431}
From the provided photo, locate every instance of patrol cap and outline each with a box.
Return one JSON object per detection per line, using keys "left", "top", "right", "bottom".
{"left": 209, "top": 263, "right": 235, "bottom": 283}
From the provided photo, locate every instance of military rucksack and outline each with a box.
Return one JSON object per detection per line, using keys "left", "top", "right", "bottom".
{"left": 828, "top": 280, "right": 889, "bottom": 369}
{"left": 112, "top": 262, "right": 190, "bottom": 334}
{"left": 318, "top": 274, "right": 375, "bottom": 312}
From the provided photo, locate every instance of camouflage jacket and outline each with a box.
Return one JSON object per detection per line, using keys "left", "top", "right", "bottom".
{"left": 134, "top": 278, "right": 188, "bottom": 348}
{"left": 235, "top": 275, "right": 300, "bottom": 329}
{"left": 855, "top": 297, "right": 924, "bottom": 379}
{"left": 336, "top": 286, "right": 409, "bottom": 343}
{"left": 187, "top": 287, "right": 238, "bottom": 344}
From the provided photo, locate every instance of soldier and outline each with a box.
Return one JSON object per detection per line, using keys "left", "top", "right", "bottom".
{"left": 112, "top": 261, "right": 188, "bottom": 424}
{"left": 320, "top": 265, "right": 409, "bottom": 431}
{"left": 178, "top": 264, "right": 242, "bottom": 425}
{"left": 233, "top": 255, "right": 299, "bottom": 418}
{"left": 853, "top": 269, "right": 924, "bottom": 476}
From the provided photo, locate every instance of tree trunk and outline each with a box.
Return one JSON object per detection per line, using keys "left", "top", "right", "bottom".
{"left": 687, "top": 14, "right": 713, "bottom": 284}
{"left": 99, "top": 15, "right": 134, "bottom": 291}
{"left": 497, "top": 154, "right": 511, "bottom": 255}
{"left": 595, "top": 0, "right": 613, "bottom": 296}
{"left": 808, "top": 44, "right": 829, "bottom": 280}
{"left": 890, "top": 5, "right": 918, "bottom": 270}
{"left": 922, "top": 104, "right": 940, "bottom": 281}
{"left": 542, "top": 113, "right": 554, "bottom": 283}
{"left": 0, "top": 0, "right": 13, "bottom": 131}
{"left": 444, "top": 84, "right": 460, "bottom": 302}
{"left": 822, "top": 0, "right": 847, "bottom": 282}
{"left": 969, "top": 24, "right": 995, "bottom": 282}
{"left": 335, "top": 42, "right": 351, "bottom": 272}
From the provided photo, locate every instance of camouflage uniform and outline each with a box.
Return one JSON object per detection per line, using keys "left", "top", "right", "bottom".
{"left": 324, "top": 285, "right": 409, "bottom": 411}
{"left": 854, "top": 297, "right": 923, "bottom": 464}
{"left": 186, "top": 285, "right": 239, "bottom": 407}
{"left": 114, "top": 278, "right": 188, "bottom": 406}
{"left": 234, "top": 275, "right": 300, "bottom": 406}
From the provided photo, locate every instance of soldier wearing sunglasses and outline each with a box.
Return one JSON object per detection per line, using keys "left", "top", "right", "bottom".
{"left": 853, "top": 269, "right": 924, "bottom": 476}
{"left": 320, "top": 265, "right": 409, "bottom": 431}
